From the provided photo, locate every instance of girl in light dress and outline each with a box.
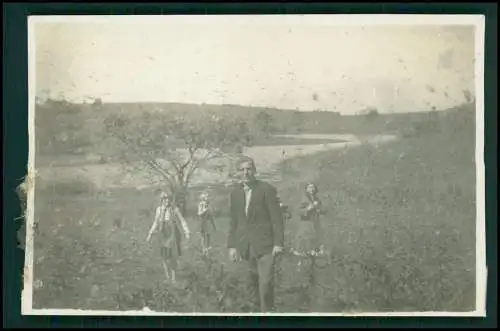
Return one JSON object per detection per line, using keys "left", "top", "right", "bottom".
{"left": 197, "top": 192, "right": 217, "bottom": 255}
{"left": 292, "top": 183, "right": 325, "bottom": 265}
{"left": 146, "top": 191, "right": 191, "bottom": 283}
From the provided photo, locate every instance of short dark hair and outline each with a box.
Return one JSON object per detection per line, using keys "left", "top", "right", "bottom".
{"left": 305, "top": 183, "right": 318, "bottom": 194}
{"left": 235, "top": 155, "right": 256, "bottom": 171}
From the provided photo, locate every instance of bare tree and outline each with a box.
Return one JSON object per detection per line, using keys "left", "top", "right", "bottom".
{"left": 103, "top": 109, "right": 252, "bottom": 216}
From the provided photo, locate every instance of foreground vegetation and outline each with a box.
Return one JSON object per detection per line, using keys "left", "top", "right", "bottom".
{"left": 31, "top": 103, "right": 476, "bottom": 312}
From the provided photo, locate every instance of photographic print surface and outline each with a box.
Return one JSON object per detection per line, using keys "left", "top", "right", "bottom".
{"left": 22, "top": 14, "right": 486, "bottom": 316}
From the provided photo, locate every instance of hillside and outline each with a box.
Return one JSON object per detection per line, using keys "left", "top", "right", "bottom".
{"left": 34, "top": 100, "right": 471, "bottom": 164}
{"left": 31, "top": 102, "right": 477, "bottom": 312}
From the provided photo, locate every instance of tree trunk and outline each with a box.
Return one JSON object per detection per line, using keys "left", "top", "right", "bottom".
{"left": 179, "top": 198, "right": 187, "bottom": 217}
{"left": 173, "top": 184, "right": 188, "bottom": 217}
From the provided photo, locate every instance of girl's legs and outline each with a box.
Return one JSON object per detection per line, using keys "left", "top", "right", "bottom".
{"left": 200, "top": 235, "right": 205, "bottom": 254}
{"left": 314, "top": 220, "right": 324, "bottom": 255}
{"left": 206, "top": 234, "right": 212, "bottom": 250}
{"left": 201, "top": 234, "right": 206, "bottom": 255}
{"left": 161, "top": 248, "right": 171, "bottom": 280}
{"left": 168, "top": 257, "right": 178, "bottom": 282}
{"left": 161, "top": 259, "right": 171, "bottom": 280}
{"left": 201, "top": 233, "right": 210, "bottom": 255}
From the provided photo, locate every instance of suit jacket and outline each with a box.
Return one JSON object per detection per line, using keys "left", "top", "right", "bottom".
{"left": 227, "top": 180, "right": 284, "bottom": 259}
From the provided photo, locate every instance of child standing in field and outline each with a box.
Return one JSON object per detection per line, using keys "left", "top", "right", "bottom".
{"left": 293, "top": 183, "right": 325, "bottom": 258}
{"left": 146, "top": 191, "right": 191, "bottom": 283}
{"left": 277, "top": 196, "right": 292, "bottom": 222}
{"left": 197, "top": 192, "right": 217, "bottom": 256}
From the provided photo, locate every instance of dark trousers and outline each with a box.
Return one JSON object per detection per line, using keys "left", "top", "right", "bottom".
{"left": 247, "top": 247, "right": 276, "bottom": 312}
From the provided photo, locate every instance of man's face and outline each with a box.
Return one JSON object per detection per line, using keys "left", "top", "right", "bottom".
{"left": 238, "top": 161, "right": 256, "bottom": 184}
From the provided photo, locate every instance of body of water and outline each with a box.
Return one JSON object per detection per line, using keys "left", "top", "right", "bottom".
{"left": 36, "top": 134, "right": 398, "bottom": 190}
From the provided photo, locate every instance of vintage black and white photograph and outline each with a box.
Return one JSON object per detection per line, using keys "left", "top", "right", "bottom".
{"left": 22, "top": 14, "right": 486, "bottom": 316}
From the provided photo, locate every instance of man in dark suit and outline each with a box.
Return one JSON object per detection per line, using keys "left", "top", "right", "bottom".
{"left": 227, "top": 156, "right": 284, "bottom": 312}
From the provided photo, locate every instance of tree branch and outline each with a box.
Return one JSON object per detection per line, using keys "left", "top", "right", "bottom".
{"left": 112, "top": 133, "right": 176, "bottom": 188}
{"left": 182, "top": 148, "right": 223, "bottom": 185}
{"left": 180, "top": 146, "right": 198, "bottom": 172}
{"left": 103, "top": 113, "right": 253, "bottom": 197}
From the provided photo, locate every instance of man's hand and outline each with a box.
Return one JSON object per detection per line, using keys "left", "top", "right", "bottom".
{"left": 272, "top": 246, "right": 284, "bottom": 256}
{"left": 229, "top": 248, "right": 240, "bottom": 262}
{"left": 185, "top": 231, "right": 191, "bottom": 240}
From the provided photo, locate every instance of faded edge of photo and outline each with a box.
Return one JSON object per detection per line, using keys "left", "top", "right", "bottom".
{"left": 21, "top": 13, "right": 487, "bottom": 317}
{"left": 473, "top": 13, "right": 487, "bottom": 318}
{"left": 20, "top": 15, "right": 37, "bottom": 315}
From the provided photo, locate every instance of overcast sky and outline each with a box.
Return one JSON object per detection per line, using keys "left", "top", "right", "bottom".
{"left": 32, "top": 15, "right": 481, "bottom": 114}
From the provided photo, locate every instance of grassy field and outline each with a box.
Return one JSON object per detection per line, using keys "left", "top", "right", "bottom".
{"left": 31, "top": 104, "right": 476, "bottom": 312}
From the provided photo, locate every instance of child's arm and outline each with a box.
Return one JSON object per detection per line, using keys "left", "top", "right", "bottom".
{"left": 300, "top": 201, "right": 315, "bottom": 211}
{"left": 282, "top": 205, "right": 291, "bottom": 220}
{"left": 146, "top": 207, "right": 160, "bottom": 241}
{"left": 299, "top": 201, "right": 314, "bottom": 219}
{"left": 210, "top": 213, "right": 217, "bottom": 231}
{"left": 315, "top": 199, "right": 326, "bottom": 215}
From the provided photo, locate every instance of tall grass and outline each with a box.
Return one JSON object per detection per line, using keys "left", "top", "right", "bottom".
{"left": 31, "top": 106, "right": 476, "bottom": 312}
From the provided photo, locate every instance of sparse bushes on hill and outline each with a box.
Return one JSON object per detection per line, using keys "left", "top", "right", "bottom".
{"left": 32, "top": 103, "right": 476, "bottom": 312}
{"left": 400, "top": 103, "right": 475, "bottom": 139}
{"left": 35, "top": 99, "right": 476, "bottom": 158}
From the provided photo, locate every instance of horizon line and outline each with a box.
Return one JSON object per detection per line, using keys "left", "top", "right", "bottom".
{"left": 36, "top": 98, "right": 474, "bottom": 116}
